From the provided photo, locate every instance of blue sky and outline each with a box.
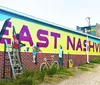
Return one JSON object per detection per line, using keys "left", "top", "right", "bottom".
{"left": 0, "top": 0, "right": 100, "bottom": 29}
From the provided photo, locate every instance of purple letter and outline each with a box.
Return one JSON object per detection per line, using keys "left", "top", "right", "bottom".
{"left": 76, "top": 38, "right": 82, "bottom": 51}
{"left": 20, "top": 25, "right": 33, "bottom": 46}
{"left": 51, "top": 32, "right": 60, "bottom": 49}
{"left": 67, "top": 36, "right": 75, "bottom": 50}
{"left": 83, "top": 40, "right": 87, "bottom": 51}
{"left": 37, "top": 29, "right": 49, "bottom": 47}
{"left": 0, "top": 22, "right": 12, "bottom": 44}
{"left": 95, "top": 43, "right": 100, "bottom": 52}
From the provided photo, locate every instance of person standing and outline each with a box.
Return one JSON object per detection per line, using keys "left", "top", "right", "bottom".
{"left": 32, "top": 44, "right": 42, "bottom": 64}
{"left": 58, "top": 45, "right": 63, "bottom": 68}
{"left": 32, "top": 44, "right": 37, "bottom": 63}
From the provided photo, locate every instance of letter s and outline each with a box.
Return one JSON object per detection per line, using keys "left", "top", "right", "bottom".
{"left": 37, "top": 29, "right": 49, "bottom": 47}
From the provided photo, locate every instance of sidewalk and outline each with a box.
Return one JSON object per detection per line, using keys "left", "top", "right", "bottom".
{"left": 58, "top": 64, "right": 100, "bottom": 85}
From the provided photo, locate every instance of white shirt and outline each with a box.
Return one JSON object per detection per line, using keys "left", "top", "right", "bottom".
{"left": 59, "top": 48, "right": 63, "bottom": 58}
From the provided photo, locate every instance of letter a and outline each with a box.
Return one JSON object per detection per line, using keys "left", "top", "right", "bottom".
{"left": 20, "top": 25, "right": 33, "bottom": 46}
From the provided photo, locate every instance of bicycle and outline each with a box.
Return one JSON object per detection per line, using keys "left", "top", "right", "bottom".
{"left": 40, "top": 55, "right": 59, "bottom": 71}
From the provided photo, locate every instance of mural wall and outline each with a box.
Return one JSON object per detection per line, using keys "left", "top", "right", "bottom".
{"left": 0, "top": 8, "right": 100, "bottom": 56}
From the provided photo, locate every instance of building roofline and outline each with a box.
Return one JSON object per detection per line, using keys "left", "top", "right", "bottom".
{"left": 77, "top": 25, "right": 96, "bottom": 28}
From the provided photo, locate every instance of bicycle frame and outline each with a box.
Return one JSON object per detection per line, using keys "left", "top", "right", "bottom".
{"left": 44, "top": 57, "right": 54, "bottom": 68}
{"left": 40, "top": 55, "right": 59, "bottom": 71}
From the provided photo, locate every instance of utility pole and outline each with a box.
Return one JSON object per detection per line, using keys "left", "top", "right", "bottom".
{"left": 85, "top": 17, "right": 91, "bottom": 33}
{"left": 86, "top": 17, "right": 90, "bottom": 25}
{"left": 85, "top": 17, "right": 90, "bottom": 63}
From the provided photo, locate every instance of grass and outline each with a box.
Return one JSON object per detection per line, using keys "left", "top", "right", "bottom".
{"left": 56, "top": 68, "right": 75, "bottom": 76}
{"left": 0, "top": 62, "right": 98, "bottom": 85}
{"left": 41, "top": 60, "right": 99, "bottom": 84}
{"left": 78, "top": 57, "right": 100, "bottom": 72}
{"left": 43, "top": 68, "right": 75, "bottom": 84}
{"left": 90, "top": 58, "right": 100, "bottom": 64}
{"left": 0, "top": 70, "right": 45, "bottom": 85}
{"left": 46, "top": 65, "right": 57, "bottom": 77}
{"left": 0, "top": 67, "right": 75, "bottom": 85}
{"left": 78, "top": 63, "right": 95, "bottom": 71}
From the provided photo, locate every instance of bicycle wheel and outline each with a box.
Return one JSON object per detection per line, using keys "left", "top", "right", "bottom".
{"left": 52, "top": 61, "right": 59, "bottom": 70}
{"left": 40, "top": 62, "right": 48, "bottom": 71}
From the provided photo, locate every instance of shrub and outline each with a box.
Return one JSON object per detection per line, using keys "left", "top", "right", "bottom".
{"left": 16, "top": 70, "right": 43, "bottom": 85}
{"left": 0, "top": 80, "right": 7, "bottom": 85}
{"left": 47, "top": 65, "right": 57, "bottom": 77}
{"left": 38, "top": 71, "right": 46, "bottom": 82}
{"left": 18, "top": 77, "right": 33, "bottom": 85}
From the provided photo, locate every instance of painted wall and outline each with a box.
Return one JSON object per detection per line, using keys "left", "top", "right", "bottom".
{"left": 0, "top": 8, "right": 100, "bottom": 56}
{"left": 0, "top": 7, "right": 100, "bottom": 78}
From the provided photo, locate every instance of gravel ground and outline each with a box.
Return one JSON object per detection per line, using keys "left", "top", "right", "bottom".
{"left": 58, "top": 64, "right": 100, "bottom": 85}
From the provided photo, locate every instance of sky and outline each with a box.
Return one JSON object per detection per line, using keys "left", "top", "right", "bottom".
{"left": 0, "top": 0, "right": 100, "bottom": 29}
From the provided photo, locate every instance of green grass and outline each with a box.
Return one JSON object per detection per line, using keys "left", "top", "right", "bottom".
{"left": 0, "top": 63, "right": 97, "bottom": 85}
{"left": 90, "top": 58, "right": 100, "bottom": 64}
{"left": 56, "top": 68, "right": 75, "bottom": 76}
{"left": 43, "top": 67, "right": 75, "bottom": 84}
{"left": 78, "top": 63, "right": 95, "bottom": 71}
{"left": 0, "top": 67, "right": 75, "bottom": 85}
{"left": 0, "top": 71, "right": 45, "bottom": 85}
{"left": 46, "top": 65, "right": 57, "bottom": 77}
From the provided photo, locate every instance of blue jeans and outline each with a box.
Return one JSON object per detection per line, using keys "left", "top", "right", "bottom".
{"left": 59, "top": 58, "right": 63, "bottom": 68}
